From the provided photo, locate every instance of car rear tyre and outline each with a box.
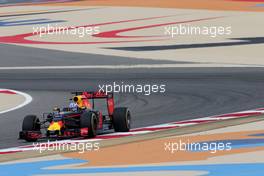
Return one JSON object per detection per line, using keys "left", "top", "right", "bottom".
{"left": 113, "top": 107, "right": 131, "bottom": 132}
{"left": 80, "top": 111, "right": 97, "bottom": 138}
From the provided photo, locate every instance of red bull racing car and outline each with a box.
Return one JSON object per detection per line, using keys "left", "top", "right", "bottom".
{"left": 19, "top": 91, "right": 131, "bottom": 142}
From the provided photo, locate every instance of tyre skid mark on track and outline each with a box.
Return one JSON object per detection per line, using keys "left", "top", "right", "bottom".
{"left": 1, "top": 108, "right": 264, "bottom": 154}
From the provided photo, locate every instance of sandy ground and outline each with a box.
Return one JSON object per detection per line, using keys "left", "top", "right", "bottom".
{"left": 0, "top": 5, "right": 263, "bottom": 67}
{"left": 0, "top": 93, "right": 25, "bottom": 113}
{"left": 36, "top": 0, "right": 264, "bottom": 12}
{"left": 63, "top": 127, "right": 264, "bottom": 167}
{"left": 1, "top": 119, "right": 263, "bottom": 176}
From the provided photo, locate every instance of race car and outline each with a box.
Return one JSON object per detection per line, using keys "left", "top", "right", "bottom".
{"left": 19, "top": 91, "right": 131, "bottom": 142}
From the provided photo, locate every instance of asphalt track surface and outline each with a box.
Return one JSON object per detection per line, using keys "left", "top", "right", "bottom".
{"left": 1, "top": 44, "right": 264, "bottom": 149}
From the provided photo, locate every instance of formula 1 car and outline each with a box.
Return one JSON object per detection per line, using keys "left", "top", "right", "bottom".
{"left": 19, "top": 91, "right": 131, "bottom": 142}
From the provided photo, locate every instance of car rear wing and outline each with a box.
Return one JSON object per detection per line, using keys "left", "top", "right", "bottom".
{"left": 71, "top": 91, "right": 113, "bottom": 99}
{"left": 71, "top": 91, "right": 114, "bottom": 116}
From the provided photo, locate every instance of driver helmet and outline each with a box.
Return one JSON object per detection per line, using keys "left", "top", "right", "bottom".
{"left": 69, "top": 102, "right": 78, "bottom": 111}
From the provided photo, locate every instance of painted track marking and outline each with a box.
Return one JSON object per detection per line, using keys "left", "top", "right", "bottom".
{"left": 0, "top": 89, "right": 32, "bottom": 115}
{"left": 0, "top": 64, "right": 264, "bottom": 70}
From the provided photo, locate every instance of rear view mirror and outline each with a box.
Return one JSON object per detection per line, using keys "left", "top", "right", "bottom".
{"left": 53, "top": 107, "right": 60, "bottom": 112}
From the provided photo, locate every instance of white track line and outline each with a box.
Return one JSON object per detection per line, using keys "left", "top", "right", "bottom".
{"left": 0, "top": 89, "right": 32, "bottom": 115}
{"left": 0, "top": 64, "right": 263, "bottom": 70}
